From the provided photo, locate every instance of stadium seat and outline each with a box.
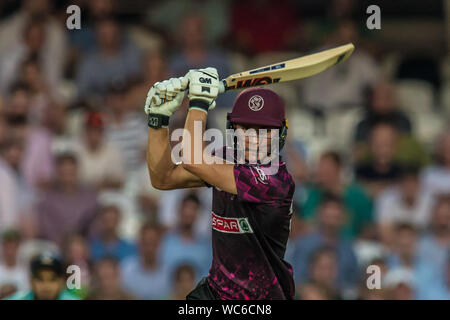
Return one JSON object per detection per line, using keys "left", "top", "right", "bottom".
{"left": 409, "top": 110, "right": 446, "bottom": 147}
{"left": 325, "top": 107, "right": 364, "bottom": 151}
{"left": 395, "top": 80, "right": 435, "bottom": 114}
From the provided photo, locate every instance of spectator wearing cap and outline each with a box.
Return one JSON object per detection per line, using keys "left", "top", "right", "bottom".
{"left": 90, "top": 205, "right": 137, "bottom": 262}
{"left": 75, "top": 16, "right": 141, "bottom": 101}
{"left": 297, "top": 150, "right": 373, "bottom": 238}
{"left": 121, "top": 223, "right": 170, "bottom": 299}
{"left": 76, "top": 111, "right": 125, "bottom": 190}
{"left": 0, "top": 230, "right": 28, "bottom": 298}
{"left": 376, "top": 166, "right": 433, "bottom": 247}
{"left": 290, "top": 195, "right": 358, "bottom": 296}
{"left": 4, "top": 252, "right": 79, "bottom": 300}
{"left": 34, "top": 153, "right": 99, "bottom": 245}
{"left": 160, "top": 194, "right": 211, "bottom": 279}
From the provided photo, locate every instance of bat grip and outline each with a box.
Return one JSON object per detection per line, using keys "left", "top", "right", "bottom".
{"left": 218, "top": 80, "right": 226, "bottom": 94}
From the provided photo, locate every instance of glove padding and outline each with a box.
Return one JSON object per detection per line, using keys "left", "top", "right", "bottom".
{"left": 186, "top": 67, "right": 219, "bottom": 112}
{"left": 144, "top": 77, "right": 188, "bottom": 116}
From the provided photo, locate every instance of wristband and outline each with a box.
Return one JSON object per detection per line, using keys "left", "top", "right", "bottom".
{"left": 148, "top": 113, "right": 170, "bottom": 129}
{"left": 189, "top": 100, "right": 210, "bottom": 113}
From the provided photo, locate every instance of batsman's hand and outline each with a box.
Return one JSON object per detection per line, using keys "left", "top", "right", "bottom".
{"left": 186, "top": 67, "right": 219, "bottom": 112}
{"left": 144, "top": 77, "right": 188, "bottom": 116}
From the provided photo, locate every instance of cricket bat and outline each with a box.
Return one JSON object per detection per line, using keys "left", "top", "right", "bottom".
{"left": 218, "top": 43, "right": 355, "bottom": 93}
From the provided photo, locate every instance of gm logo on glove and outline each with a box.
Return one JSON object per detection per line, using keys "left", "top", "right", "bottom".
{"left": 199, "top": 77, "right": 212, "bottom": 84}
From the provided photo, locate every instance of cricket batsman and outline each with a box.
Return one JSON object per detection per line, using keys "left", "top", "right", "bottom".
{"left": 145, "top": 67, "right": 295, "bottom": 300}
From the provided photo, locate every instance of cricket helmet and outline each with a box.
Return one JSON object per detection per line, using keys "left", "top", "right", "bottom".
{"left": 226, "top": 88, "right": 288, "bottom": 150}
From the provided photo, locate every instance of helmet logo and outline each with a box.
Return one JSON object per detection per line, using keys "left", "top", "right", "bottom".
{"left": 248, "top": 95, "right": 264, "bottom": 111}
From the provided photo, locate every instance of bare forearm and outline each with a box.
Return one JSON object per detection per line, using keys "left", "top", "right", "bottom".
{"left": 147, "top": 126, "right": 205, "bottom": 190}
{"left": 182, "top": 109, "right": 207, "bottom": 165}
{"left": 147, "top": 128, "right": 176, "bottom": 187}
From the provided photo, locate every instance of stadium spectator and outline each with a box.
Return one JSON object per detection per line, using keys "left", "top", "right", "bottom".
{"left": 76, "top": 17, "right": 142, "bottom": 101}
{"left": 0, "top": 230, "right": 29, "bottom": 298}
{"left": 422, "top": 130, "right": 450, "bottom": 197}
{"left": 131, "top": 50, "right": 169, "bottom": 112}
{"left": 169, "top": 12, "right": 234, "bottom": 109}
{"left": 387, "top": 224, "right": 419, "bottom": 270}
{"left": 296, "top": 281, "right": 334, "bottom": 300}
{"left": 383, "top": 268, "right": 415, "bottom": 300}
{"left": 0, "top": 0, "right": 67, "bottom": 94}
{"left": 354, "top": 82, "right": 412, "bottom": 144}
{"left": 90, "top": 205, "right": 137, "bottom": 262}
{"left": 34, "top": 152, "right": 98, "bottom": 245}
{"left": 417, "top": 195, "right": 450, "bottom": 273}
{"left": 160, "top": 194, "right": 211, "bottom": 278}
{"left": 169, "top": 264, "right": 196, "bottom": 300}
{"left": 62, "top": 234, "right": 92, "bottom": 299}
{"left": 158, "top": 188, "right": 212, "bottom": 238}
{"left": 4, "top": 252, "right": 79, "bottom": 300}
{"left": 121, "top": 223, "right": 170, "bottom": 299}
{"left": 104, "top": 82, "right": 147, "bottom": 174}
{"left": 376, "top": 166, "right": 433, "bottom": 246}
{"left": 297, "top": 151, "right": 373, "bottom": 238}
{"left": 148, "top": 0, "right": 229, "bottom": 47}
{"left": 0, "top": 139, "right": 22, "bottom": 232}
{"left": 289, "top": 195, "right": 358, "bottom": 295}
{"left": 76, "top": 111, "right": 125, "bottom": 190}
{"left": 355, "top": 122, "right": 402, "bottom": 197}
{"left": 87, "top": 255, "right": 134, "bottom": 300}
{"left": 5, "top": 82, "right": 54, "bottom": 189}
{"left": 306, "top": 248, "right": 342, "bottom": 299}
{"left": 416, "top": 252, "right": 450, "bottom": 299}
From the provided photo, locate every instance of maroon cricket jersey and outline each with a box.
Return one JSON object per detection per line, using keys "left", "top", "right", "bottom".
{"left": 206, "top": 147, "right": 296, "bottom": 300}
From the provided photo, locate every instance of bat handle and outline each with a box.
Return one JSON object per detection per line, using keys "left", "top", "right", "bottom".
{"left": 218, "top": 80, "right": 226, "bottom": 94}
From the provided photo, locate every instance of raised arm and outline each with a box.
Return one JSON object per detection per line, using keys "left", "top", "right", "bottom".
{"left": 181, "top": 68, "right": 237, "bottom": 194}
{"left": 145, "top": 78, "right": 204, "bottom": 190}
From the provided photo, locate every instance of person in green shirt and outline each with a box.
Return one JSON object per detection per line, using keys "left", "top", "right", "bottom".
{"left": 296, "top": 151, "right": 373, "bottom": 238}
{"left": 5, "top": 252, "right": 79, "bottom": 300}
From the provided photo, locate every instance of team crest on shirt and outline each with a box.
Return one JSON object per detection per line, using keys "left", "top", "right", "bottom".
{"left": 250, "top": 166, "right": 269, "bottom": 184}
{"left": 248, "top": 95, "right": 264, "bottom": 111}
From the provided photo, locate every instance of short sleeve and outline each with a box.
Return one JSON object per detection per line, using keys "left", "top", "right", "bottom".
{"left": 233, "top": 164, "right": 294, "bottom": 204}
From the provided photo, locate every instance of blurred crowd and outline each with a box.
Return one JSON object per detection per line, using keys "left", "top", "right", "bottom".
{"left": 0, "top": 0, "right": 449, "bottom": 300}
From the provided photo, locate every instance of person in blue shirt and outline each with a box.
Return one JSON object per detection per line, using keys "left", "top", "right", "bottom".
{"left": 90, "top": 205, "right": 136, "bottom": 262}
{"left": 289, "top": 194, "right": 358, "bottom": 295}
{"left": 5, "top": 252, "right": 79, "bottom": 300}
{"left": 160, "top": 194, "right": 211, "bottom": 280}
{"left": 121, "top": 222, "right": 170, "bottom": 299}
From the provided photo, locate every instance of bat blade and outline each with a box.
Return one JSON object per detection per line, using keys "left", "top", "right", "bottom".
{"left": 219, "top": 43, "right": 355, "bottom": 93}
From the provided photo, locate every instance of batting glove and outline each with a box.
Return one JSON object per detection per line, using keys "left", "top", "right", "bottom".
{"left": 186, "top": 67, "right": 219, "bottom": 113}
{"left": 145, "top": 77, "right": 188, "bottom": 128}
